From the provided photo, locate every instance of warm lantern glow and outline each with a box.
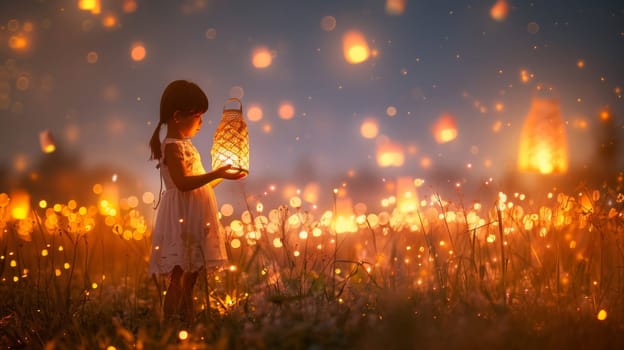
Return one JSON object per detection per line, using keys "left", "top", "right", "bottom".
{"left": 251, "top": 46, "right": 272, "bottom": 68}
{"left": 10, "top": 190, "right": 30, "bottom": 220}
{"left": 432, "top": 114, "right": 458, "bottom": 143}
{"left": 212, "top": 98, "right": 250, "bottom": 175}
{"left": 518, "top": 98, "right": 569, "bottom": 174}
{"left": 39, "top": 129, "right": 56, "bottom": 154}
{"left": 490, "top": 0, "right": 509, "bottom": 22}
{"left": 376, "top": 139, "right": 405, "bottom": 167}
{"left": 342, "top": 30, "right": 370, "bottom": 64}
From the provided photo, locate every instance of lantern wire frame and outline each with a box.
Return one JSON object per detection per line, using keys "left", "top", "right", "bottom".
{"left": 211, "top": 98, "right": 250, "bottom": 175}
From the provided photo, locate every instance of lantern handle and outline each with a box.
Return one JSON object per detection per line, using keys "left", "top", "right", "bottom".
{"left": 223, "top": 98, "right": 242, "bottom": 112}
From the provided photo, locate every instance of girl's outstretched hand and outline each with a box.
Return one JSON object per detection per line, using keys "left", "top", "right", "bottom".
{"left": 215, "top": 164, "right": 247, "bottom": 180}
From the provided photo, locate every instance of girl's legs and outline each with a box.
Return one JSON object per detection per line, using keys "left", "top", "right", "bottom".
{"left": 163, "top": 265, "right": 184, "bottom": 321}
{"left": 180, "top": 270, "right": 199, "bottom": 324}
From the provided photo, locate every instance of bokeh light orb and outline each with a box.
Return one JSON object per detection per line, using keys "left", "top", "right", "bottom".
{"left": 320, "top": 16, "right": 336, "bottom": 32}
{"left": 247, "top": 104, "right": 263, "bottom": 122}
{"left": 360, "top": 118, "right": 379, "bottom": 139}
{"left": 251, "top": 46, "right": 272, "bottom": 68}
{"left": 278, "top": 101, "right": 295, "bottom": 120}
{"left": 130, "top": 42, "right": 146, "bottom": 61}
{"left": 221, "top": 203, "right": 234, "bottom": 217}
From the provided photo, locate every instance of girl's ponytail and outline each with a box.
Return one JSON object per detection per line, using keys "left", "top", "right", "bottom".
{"left": 149, "top": 121, "right": 164, "bottom": 161}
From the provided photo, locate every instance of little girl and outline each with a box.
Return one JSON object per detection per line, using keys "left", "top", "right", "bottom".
{"left": 148, "top": 80, "right": 245, "bottom": 324}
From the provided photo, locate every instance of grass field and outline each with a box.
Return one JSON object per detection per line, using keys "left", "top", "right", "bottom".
{"left": 1, "top": 178, "right": 624, "bottom": 349}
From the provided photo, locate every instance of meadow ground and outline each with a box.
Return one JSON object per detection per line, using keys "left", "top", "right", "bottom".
{"left": 1, "top": 181, "right": 624, "bottom": 349}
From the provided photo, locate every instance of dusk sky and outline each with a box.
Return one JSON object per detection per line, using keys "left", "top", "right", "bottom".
{"left": 1, "top": 0, "right": 623, "bottom": 208}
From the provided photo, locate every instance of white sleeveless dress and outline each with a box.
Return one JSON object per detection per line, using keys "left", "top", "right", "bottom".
{"left": 148, "top": 138, "right": 227, "bottom": 275}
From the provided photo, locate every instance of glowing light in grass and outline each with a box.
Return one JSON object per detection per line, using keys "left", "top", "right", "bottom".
{"left": 517, "top": 98, "right": 568, "bottom": 174}
{"left": 597, "top": 309, "right": 607, "bottom": 321}
{"left": 432, "top": 114, "right": 458, "bottom": 143}
{"left": 490, "top": 0, "right": 509, "bottom": 22}
{"left": 342, "top": 30, "right": 370, "bottom": 64}
{"left": 251, "top": 46, "right": 272, "bottom": 68}
{"left": 178, "top": 330, "right": 189, "bottom": 341}
{"left": 130, "top": 42, "right": 146, "bottom": 61}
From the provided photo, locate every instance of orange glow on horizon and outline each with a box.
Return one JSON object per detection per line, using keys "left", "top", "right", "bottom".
{"left": 518, "top": 98, "right": 568, "bottom": 174}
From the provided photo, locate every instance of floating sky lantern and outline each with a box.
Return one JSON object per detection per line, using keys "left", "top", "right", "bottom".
{"left": 517, "top": 98, "right": 569, "bottom": 174}
{"left": 39, "top": 129, "right": 56, "bottom": 153}
{"left": 376, "top": 138, "right": 405, "bottom": 167}
{"left": 10, "top": 190, "right": 30, "bottom": 220}
{"left": 432, "top": 113, "right": 458, "bottom": 144}
{"left": 211, "top": 98, "right": 250, "bottom": 175}
{"left": 342, "top": 30, "right": 370, "bottom": 64}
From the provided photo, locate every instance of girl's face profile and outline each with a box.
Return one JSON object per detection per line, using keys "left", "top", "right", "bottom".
{"left": 176, "top": 111, "right": 203, "bottom": 138}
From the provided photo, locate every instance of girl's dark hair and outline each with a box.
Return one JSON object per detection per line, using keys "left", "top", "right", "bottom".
{"left": 149, "top": 80, "right": 209, "bottom": 160}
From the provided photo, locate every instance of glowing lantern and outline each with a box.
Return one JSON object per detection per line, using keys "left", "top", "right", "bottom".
{"left": 376, "top": 139, "right": 404, "bottom": 167}
{"left": 518, "top": 98, "right": 568, "bottom": 174}
{"left": 39, "top": 129, "right": 56, "bottom": 153}
{"left": 211, "top": 98, "right": 250, "bottom": 175}
{"left": 342, "top": 30, "right": 370, "bottom": 64}
{"left": 10, "top": 190, "right": 30, "bottom": 220}
{"left": 432, "top": 114, "right": 458, "bottom": 143}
